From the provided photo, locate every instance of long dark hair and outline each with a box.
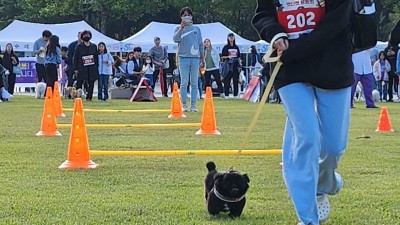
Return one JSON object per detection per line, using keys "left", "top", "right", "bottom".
{"left": 5, "top": 43, "right": 16, "bottom": 56}
{"left": 98, "top": 42, "right": 108, "bottom": 54}
{"left": 250, "top": 45, "right": 257, "bottom": 55}
{"left": 378, "top": 51, "right": 386, "bottom": 61}
{"left": 46, "top": 35, "right": 60, "bottom": 55}
{"left": 227, "top": 35, "right": 237, "bottom": 46}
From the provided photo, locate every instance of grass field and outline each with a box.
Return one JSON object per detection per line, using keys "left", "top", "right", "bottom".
{"left": 1, "top": 96, "right": 400, "bottom": 225}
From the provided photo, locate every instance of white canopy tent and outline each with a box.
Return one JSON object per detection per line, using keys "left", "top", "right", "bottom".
{"left": 0, "top": 20, "right": 121, "bottom": 52}
{"left": 121, "top": 21, "right": 259, "bottom": 53}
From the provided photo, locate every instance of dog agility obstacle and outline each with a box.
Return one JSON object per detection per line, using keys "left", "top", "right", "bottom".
{"left": 57, "top": 123, "right": 201, "bottom": 128}
{"left": 89, "top": 150, "right": 282, "bottom": 156}
{"left": 62, "top": 108, "right": 170, "bottom": 113}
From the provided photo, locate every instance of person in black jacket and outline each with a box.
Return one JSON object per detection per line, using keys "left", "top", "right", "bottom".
{"left": 384, "top": 41, "right": 399, "bottom": 102}
{"left": 73, "top": 30, "right": 99, "bottom": 101}
{"left": 67, "top": 32, "right": 81, "bottom": 89}
{"left": 2, "top": 43, "right": 20, "bottom": 95}
{"left": 252, "top": 1, "right": 353, "bottom": 224}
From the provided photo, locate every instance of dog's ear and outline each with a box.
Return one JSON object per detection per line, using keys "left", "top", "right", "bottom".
{"left": 213, "top": 172, "right": 224, "bottom": 181}
{"left": 243, "top": 174, "right": 250, "bottom": 183}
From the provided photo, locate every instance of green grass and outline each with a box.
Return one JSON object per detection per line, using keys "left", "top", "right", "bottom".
{"left": 1, "top": 96, "right": 400, "bottom": 225}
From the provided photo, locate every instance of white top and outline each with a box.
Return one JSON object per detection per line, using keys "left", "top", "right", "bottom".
{"left": 352, "top": 50, "right": 373, "bottom": 75}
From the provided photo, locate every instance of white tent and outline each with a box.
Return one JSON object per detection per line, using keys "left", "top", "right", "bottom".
{"left": 0, "top": 20, "right": 121, "bottom": 52}
{"left": 121, "top": 21, "right": 258, "bottom": 53}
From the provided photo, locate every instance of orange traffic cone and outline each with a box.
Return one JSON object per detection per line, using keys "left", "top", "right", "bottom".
{"left": 59, "top": 98, "right": 97, "bottom": 169}
{"left": 196, "top": 87, "right": 221, "bottom": 135}
{"left": 375, "top": 107, "right": 394, "bottom": 132}
{"left": 53, "top": 81, "right": 65, "bottom": 117}
{"left": 168, "top": 82, "right": 186, "bottom": 118}
{"left": 36, "top": 87, "right": 62, "bottom": 136}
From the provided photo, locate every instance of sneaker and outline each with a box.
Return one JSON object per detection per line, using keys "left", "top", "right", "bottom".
{"left": 224, "top": 95, "right": 229, "bottom": 100}
{"left": 190, "top": 106, "right": 198, "bottom": 112}
{"left": 317, "top": 195, "right": 330, "bottom": 223}
{"left": 182, "top": 103, "right": 188, "bottom": 112}
{"left": 234, "top": 95, "right": 240, "bottom": 99}
{"left": 0, "top": 99, "right": 2, "bottom": 103}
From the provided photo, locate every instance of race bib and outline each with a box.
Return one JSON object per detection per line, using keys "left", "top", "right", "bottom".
{"left": 82, "top": 55, "right": 95, "bottom": 66}
{"left": 277, "top": 0, "right": 325, "bottom": 39}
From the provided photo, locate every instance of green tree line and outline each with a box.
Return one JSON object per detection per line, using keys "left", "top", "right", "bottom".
{"left": 0, "top": 0, "right": 399, "bottom": 41}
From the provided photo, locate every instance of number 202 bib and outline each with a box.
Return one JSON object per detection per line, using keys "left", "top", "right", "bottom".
{"left": 276, "top": 0, "right": 325, "bottom": 39}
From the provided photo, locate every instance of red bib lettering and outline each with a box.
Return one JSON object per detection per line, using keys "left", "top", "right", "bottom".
{"left": 277, "top": 1, "right": 325, "bottom": 39}
{"left": 82, "top": 55, "right": 95, "bottom": 66}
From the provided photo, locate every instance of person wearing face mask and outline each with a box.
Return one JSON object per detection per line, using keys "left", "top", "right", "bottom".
{"left": 73, "top": 30, "right": 99, "bottom": 101}
{"left": 33, "top": 30, "right": 52, "bottom": 83}
{"left": 173, "top": 6, "right": 204, "bottom": 112}
{"left": 221, "top": 33, "right": 241, "bottom": 99}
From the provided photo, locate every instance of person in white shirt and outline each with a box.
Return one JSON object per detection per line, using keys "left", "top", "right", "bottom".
{"left": 350, "top": 50, "right": 378, "bottom": 108}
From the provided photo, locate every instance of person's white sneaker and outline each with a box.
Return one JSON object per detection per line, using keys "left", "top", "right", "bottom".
{"left": 182, "top": 103, "right": 188, "bottom": 112}
{"left": 0, "top": 99, "right": 3, "bottom": 103}
{"left": 190, "top": 105, "right": 198, "bottom": 112}
{"left": 224, "top": 95, "right": 229, "bottom": 100}
{"left": 234, "top": 95, "right": 240, "bottom": 99}
{"left": 317, "top": 195, "right": 330, "bottom": 223}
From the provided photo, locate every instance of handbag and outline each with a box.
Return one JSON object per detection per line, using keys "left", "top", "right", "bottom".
{"left": 13, "top": 66, "right": 22, "bottom": 74}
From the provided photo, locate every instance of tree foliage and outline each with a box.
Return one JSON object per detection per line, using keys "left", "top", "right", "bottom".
{"left": 0, "top": 0, "right": 399, "bottom": 41}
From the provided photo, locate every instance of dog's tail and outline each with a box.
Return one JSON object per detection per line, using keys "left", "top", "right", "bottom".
{"left": 206, "top": 161, "right": 216, "bottom": 172}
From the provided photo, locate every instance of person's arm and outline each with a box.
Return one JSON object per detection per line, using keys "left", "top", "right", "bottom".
{"left": 220, "top": 46, "right": 229, "bottom": 59}
{"left": 198, "top": 27, "right": 205, "bottom": 61}
{"left": 109, "top": 53, "right": 114, "bottom": 66}
{"left": 173, "top": 25, "right": 184, "bottom": 43}
{"left": 385, "top": 60, "right": 391, "bottom": 72}
{"left": 252, "top": 0, "right": 287, "bottom": 43}
{"left": 33, "top": 40, "right": 41, "bottom": 55}
{"left": 127, "top": 61, "right": 134, "bottom": 75}
{"left": 372, "top": 61, "right": 379, "bottom": 79}
{"left": 73, "top": 45, "right": 80, "bottom": 72}
{"left": 280, "top": 0, "right": 353, "bottom": 63}
{"left": 56, "top": 48, "right": 62, "bottom": 64}
{"left": 67, "top": 43, "right": 74, "bottom": 65}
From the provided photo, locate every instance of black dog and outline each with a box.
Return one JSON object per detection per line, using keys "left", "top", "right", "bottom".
{"left": 204, "top": 161, "right": 250, "bottom": 218}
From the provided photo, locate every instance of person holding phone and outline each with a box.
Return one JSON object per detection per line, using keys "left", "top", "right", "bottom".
{"left": 173, "top": 6, "right": 204, "bottom": 112}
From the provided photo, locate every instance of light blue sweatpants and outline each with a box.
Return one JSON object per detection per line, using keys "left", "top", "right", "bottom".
{"left": 278, "top": 83, "right": 351, "bottom": 224}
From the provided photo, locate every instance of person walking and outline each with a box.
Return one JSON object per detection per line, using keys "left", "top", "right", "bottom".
{"left": 252, "top": 1, "right": 354, "bottom": 224}
{"left": 73, "top": 30, "right": 99, "bottom": 101}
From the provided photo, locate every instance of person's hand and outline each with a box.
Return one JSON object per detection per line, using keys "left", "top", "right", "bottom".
{"left": 180, "top": 21, "right": 188, "bottom": 29}
{"left": 273, "top": 38, "right": 289, "bottom": 51}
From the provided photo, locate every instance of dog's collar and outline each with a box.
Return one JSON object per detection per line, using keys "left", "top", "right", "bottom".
{"left": 212, "top": 187, "right": 245, "bottom": 203}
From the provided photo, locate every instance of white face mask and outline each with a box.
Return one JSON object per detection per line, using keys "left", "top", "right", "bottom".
{"left": 146, "top": 60, "right": 151, "bottom": 63}
{"left": 182, "top": 15, "right": 192, "bottom": 23}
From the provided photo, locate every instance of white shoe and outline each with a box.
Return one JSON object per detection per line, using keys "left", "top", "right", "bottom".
{"left": 234, "top": 95, "right": 240, "bottom": 99}
{"left": 0, "top": 99, "right": 2, "bottom": 103}
{"left": 317, "top": 195, "right": 330, "bottom": 223}
{"left": 182, "top": 103, "right": 188, "bottom": 112}
{"left": 224, "top": 95, "right": 229, "bottom": 100}
{"left": 1, "top": 87, "right": 13, "bottom": 99}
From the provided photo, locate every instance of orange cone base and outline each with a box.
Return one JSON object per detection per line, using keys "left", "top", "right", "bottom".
{"left": 58, "top": 160, "right": 98, "bottom": 169}
{"left": 57, "top": 113, "right": 66, "bottom": 118}
{"left": 375, "top": 128, "right": 394, "bottom": 132}
{"left": 195, "top": 129, "right": 221, "bottom": 135}
{"left": 168, "top": 113, "right": 186, "bottom": 118}
{"left": 36, "top": 130, "right": 62, "bottom": 136}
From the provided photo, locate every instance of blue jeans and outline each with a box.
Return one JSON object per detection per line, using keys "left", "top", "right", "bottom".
{"left": 376, "top": 80, "right": 388, "bottom": 101}
{"left": 179, "top": 57, "right": 199, "bottom": 106}
{"left": 278, "top": 83, "right": 350, "bottom": 225}
{"left": 144, "top": 74, "right": 154, "bottom": 87}
{"left": 98, "top": 75, "right": 110, "bottom": 100}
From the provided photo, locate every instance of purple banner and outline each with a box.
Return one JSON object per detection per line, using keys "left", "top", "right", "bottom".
{"left": 16, "top": 57, "right": 37, "bottom": 83}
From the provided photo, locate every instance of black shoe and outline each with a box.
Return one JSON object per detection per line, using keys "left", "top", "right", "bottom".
{"left": 387, "top": 99, "right": 393, "bottom": 102}
{"left": 351, "top": 105, "right": 355, "bottom": 108}
{"left": 366, "top": 105, "right": 379, "bottom": 108}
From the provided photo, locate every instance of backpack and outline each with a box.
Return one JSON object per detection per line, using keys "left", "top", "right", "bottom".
{"left": 351, "top": 0, "right": 378, "bottom": 53}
